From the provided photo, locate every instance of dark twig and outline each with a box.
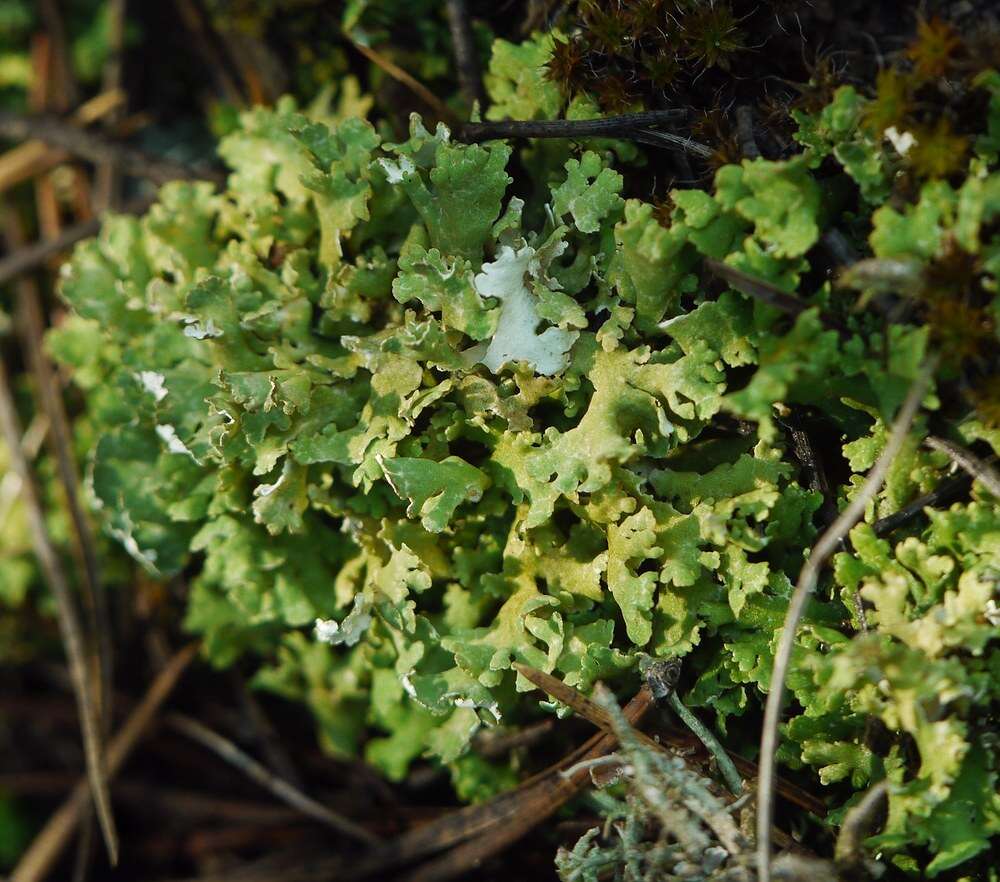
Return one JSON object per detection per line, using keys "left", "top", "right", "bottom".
{"left": 165, "top": 713, "right": 379, "bottom": 845}
{"left": 834, "top": 780, "right": 888, "bottom": 873}
{"left": 37, "top": 0, "right": 79, "bottom": 110}
{"left": 445, "top": 0, "right": 485, "bottom": 108}
{"left": 0, "top": 351, "right": 118, "bottom": 867}
{"left": 872, "top": 472, "right": 971, "bottom": 537}
{"left": 705, "top": 258, "right": 846, "bottom": 331}
{"left": 11, "top": 644, "right": 198, "bottom": 882}
{"left": 397, "top": 689, "right": 655, "bottom": 882}
{"left": 235, "top": 678, "right": 305, "bottom": 790}
{"left": 0, "top": 194, "right": 152, "bottom": 287}
{"left": 736, "top": 105, "right": 760, "bottom": 158}
{"left": 5, "top": 211, "right": 112, "bottom": 737}
{"left": 459, "top": 111, "right": 709, "bottom": 156}
{"left": 173, "top": 0, "right": 247, "bottom": 105}
{"left": 0, "top": 110, "right": 225, "bottom": 185}
{"left": 345, "top": 36, "right": 459, "bottom": 126}
{"left": 94, "top": 0, "right": 128, "bottom": 211}
{"left": 756, "top": 360, "right": 934, "bottom": 882}
{"left": 925, "top": 435, "right": 1000, "bottom": 498}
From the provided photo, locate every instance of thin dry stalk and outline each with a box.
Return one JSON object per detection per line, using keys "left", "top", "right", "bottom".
{"left": 0, "top": 89, "right": 125, "bottom": 194}
{"left": 445, "top": 0, "right": 485, "bottom": 107}
{"left": 0, "top": 351, "right": 118, "bottom": 867}
{"left": 10, "top": 644, "right": 199, "bottom": 882}
{"left": 925, "top": 435, "right": 1000, "bottom": 498}
{"left": 0, "top": 194, "right": 153, "bottom": 287}
{"left": 165, "top": 713, "right": 379, "bottom": 846}
{"left": 756, "top": 360, "right": 935, "bottom": 882}
{"left": 94, "top": 0, "right": 128, "bottom": 211}
{"left": 345, "top": 36, "right": 459, "bottom": 126}
{"left": 5, "top": 210, "right": 112, "bottom": 740}
{"left": 0, "top": 110, "right": 225, "bottom": 186}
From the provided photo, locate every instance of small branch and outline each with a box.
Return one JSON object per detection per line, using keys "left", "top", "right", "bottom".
{"left": 736, "top": 105, "right": 760, "bottom": 158}
{"left": 704, "top": 258, "right": 846, "bottom": 331}
{"left": 924, "top": 435, "right": 1000, "bottom": 498}
{"left": 459, "top": 111, "right": 709, "bottom": 157}
{"left": 445, "top": 0, "right": 485, "bottom": 108}
{"left": 0, "top": 195, "right": 153, "bottom": 288}
{"left": 665, "top": 693, "right": 743, "bottom": 797}
{"left": 345, "top": 35, "right": 459, "bottom": 126}
{"left": 872, "top": 472, "right": 970, "bottom": 537}
{"left": 174, "top": 0, "right": 247, "bottom": 105}
{"left": 0, "top": 351, "right": 118, "bottom": 866}
{"left": 0, "top": 89, "right": 126, "bottom": 195}
{"left": 5, "top": 210, "right": 112, "bottom": 737}
{"left": 165, "top": 713, "right": 379, "bottom": 845}
{"left": 10, "top": 644, "right": 198, "bottom": 882}
{"left": 756, "top": 359, "right": 934, "bottom": 882}
{"left": 834, "top": 780, "right": 888, "bottom": 872}
{"left": 0, "top": 110, "right": 225, "bottom": 185}
{"left": 94, "top": 0, "right": 128, "bottom": 211}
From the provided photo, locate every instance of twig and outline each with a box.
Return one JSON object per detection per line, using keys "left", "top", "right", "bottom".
{"left": 0, "top": 351, "right": 118, "bottom": 866}
{"left": 165, "top": 713, "right": 379, "bottom": 846}
{"left": 458, "top": 111, "right": 709, "bottom": 157}
{"left": 704, "top": 258, "right": 846, "bottom": 331}
{"left": 11, "top": 644, "right": 198, "bottom": 882}
{"left": 0, "top": 413, "right": 48, "bottom": 527}
{"left": 0, "top": 110, "right": 225, "bottom": 186}
{"left": 235, "top": 677, "right": 305, "bottom": 790}
{"left": 5, "top": 210, "right": 112, "bottom": 737}
{"left": 640, "top": 658, "right": 742, "bottom": 795}
{"left": 472, "top": 719, "right": 556, "bottom": 758}
{"left": 94, "top": 0, "right": 128, "bottom": 211}
{"left": 37, "top": 0, "right": 79, "bottom": 110}
{"left": 345, "top": 36, "right": 458, "bottom": 126}
{"left": 924, "top": 435, "right": 1000, "bottom": 498}
{"left": 736, "top": 105, "right": 760, "bottom": 158}
{"left": 0, "top": 89, "right": 126, "bottom": 194}
{"left": 872, "top": 472, "right": 970, "bottom": 536}
{"left": 0, "top": 194, "right": 152, "bottom": 287}
{"left": 173, "top": 0, "right": 247, "bottom": 105}
{"left": 665, "top": 694, "right": 742, "bottom": 797}
{"left": 834, "top": 780, "right": 888, "bottom": 872}
{"left": 344, "top": 688, "right": 653, "bottom": 881}
{"left": 397, "top": 689, "right": 655, "bottom": 882}
{"left": 756, "top": 359, "right": 934, "bottom": 882}
{"left": 445, "top": 0, "right": 485, "bottom": 108}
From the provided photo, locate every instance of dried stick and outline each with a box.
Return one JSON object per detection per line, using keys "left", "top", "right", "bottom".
{"left": 0, "top": 194, "right": 152, "bottom": 287}
{"left": 756, "top": 360, "right": 934, "bottom": 882}
{"left": 924, "top": 435, "right": 1000, "bottom": 498}
{"left": 398, "top": 689, "right": 654, "bottom": 882}
{"left": 736, "top": 105, "right": 760, "bottom": 158}
{"left": 705, "top": 258, "right": 846, "bottom": 331}
{"left": 872, "top": 472, "right": 970, "bottom": 536}
{"left": 235, "top": 677, "right": 305, "bottom": 790}
{"left": 165, "top": 713, "right": 379, "bottom": 846}
{"left": 459, "top": 111, "right": 708, "bottom": 157}
{"left": 0, "top": 89, "right": 125, "bottom": 194}
{"left": 445, "top": 0, "right": 485, "bottom": 107}
{"left": 0, "top": 110, "right": 225, "bottom": 185}
{"left": 5, "top": 211, "right": 111, "bottom": 735}
{"left": 345, "top": 36, "right": 458, "bottom": 125}
{"left": 37, "top": 0, "right": 79, "bottom": 110}
{"left": 664, "top": 693, "right": 742, "bottom": 797}
{"left": 10, "top": 644, "right": 198, "bottom": 882}
{"left": 94, "top": 0, "right": 128, "bottom": 211}
{"left": 0, "top": 351, "right": 118, "bottom": 866}
{"left": 174, "top": 0, "right": 247, "bottom": 105}
{"left": 834, "top": 780, "right": 888, "bottom": 871}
